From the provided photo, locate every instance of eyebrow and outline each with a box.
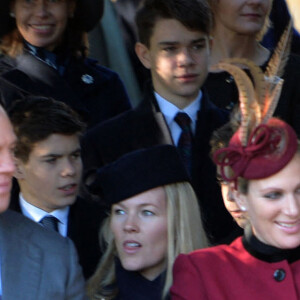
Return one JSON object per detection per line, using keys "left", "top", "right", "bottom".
{"left": 158, "top": 37, "right": 207, "bottom": 46}
{"left": 40, "top": 148, "right": 81, "bottom": 159}
{"left": 115, "top": 202, "right": 158, "bottom": 209}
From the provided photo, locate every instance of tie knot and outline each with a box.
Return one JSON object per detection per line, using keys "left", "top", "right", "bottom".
{"left": 174, "top": 112, "right": 191, "bottom": 129}
{"left": 40, "top": 216, "right": 59, "bottom": 232}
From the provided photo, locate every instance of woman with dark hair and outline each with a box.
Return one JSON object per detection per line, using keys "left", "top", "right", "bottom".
{"left": 85, "top": 145, "right": 208, "bottom": 300}
{"left": 0, "top": 0, "right": 131, "bottom": 128}
{"left": 171, "top": 59, "right": 300, "bottom": 299}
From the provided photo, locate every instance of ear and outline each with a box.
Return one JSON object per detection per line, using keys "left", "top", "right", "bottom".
{"left": 135, "top": 42, "right": 151, "bottom": 69}
{"left": 13, "top": 159, "right": 25, "bottom": 180}
{"left": 231, "top": 185, "right": 248, "bottom": 212}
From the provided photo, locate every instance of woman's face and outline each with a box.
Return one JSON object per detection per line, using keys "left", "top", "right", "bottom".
{"left": 111, "top": 187, "right": 168, "bottom": 280}
{"left": 221, "top": 183, "right": 248, "bottom": 228}
{"left": 11, "top": 0, "right": 76, "bottom": 51}
{"left": 212, "top": 0, "right": 271, "bottom": 36}
{"left": 236, "top": 153, "right": 300, "bottom": 249}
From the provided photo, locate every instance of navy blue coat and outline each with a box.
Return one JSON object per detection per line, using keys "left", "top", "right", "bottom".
{"left": 0, "top": 52, "right": 131, "bottom": 129}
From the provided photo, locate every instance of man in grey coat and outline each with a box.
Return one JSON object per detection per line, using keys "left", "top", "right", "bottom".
{"left": 0, "top": 103, "right": 86, "bottom": 300}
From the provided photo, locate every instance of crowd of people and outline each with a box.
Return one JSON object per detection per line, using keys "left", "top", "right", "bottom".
{"left": 0, "top": 0, "right": 299, "bottom": 299}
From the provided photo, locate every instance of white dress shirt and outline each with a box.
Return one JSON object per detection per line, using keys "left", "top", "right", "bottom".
{"left": 154, "top": 91, "right": 202, "bottom": 145}
{"left": 19, "top": 194, "right": 69, "bottom": 237}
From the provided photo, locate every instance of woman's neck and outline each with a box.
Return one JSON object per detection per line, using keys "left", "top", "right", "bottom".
{"left": 210, "top": 27, "right": 270, "bottom": 68}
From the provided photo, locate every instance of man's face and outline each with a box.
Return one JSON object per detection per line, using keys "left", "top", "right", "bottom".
{"left": 16, "top": 133, "right": 82, "bottom": 212}
{"left": 136, "top": 18, "right": 210, "bottom": 108}
{"left": 0, "top": 107, "right": 16, "bottom": 212}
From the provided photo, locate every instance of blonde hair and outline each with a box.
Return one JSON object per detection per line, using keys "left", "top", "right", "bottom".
{"left": 87, "top": 182, "right": 208, "bottom": 300}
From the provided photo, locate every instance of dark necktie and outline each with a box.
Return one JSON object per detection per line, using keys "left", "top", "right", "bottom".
{"left": 40, "top": 216, "right": 59, "bottom": 232}
{"left": 174, "top": 112, "right": 193, "bottom": 174}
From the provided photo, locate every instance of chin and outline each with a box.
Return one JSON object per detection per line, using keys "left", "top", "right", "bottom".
{"left": 275, "top": 239, "right": 300, "bottom": 250}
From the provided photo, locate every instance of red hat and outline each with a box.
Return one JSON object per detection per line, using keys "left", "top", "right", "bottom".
{"left": 213, "top": 118, "right": 298, "bottom": 183}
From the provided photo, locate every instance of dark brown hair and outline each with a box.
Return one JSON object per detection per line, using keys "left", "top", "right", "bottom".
{"left": 8, "top": 96, "right": 86, "bottom": 163}
{"left": 135, "top": 0, "right": 212, "bottom": 47}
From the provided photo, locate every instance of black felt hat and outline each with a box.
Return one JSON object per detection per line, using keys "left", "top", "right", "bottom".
{"left": 0, "top": 0, "right": 104, "bottom": 38}
{"left": 85, "top": 145, "right": 190, "bottom": 206}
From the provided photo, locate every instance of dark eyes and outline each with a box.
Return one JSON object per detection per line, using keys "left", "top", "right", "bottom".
{"left": 163, "top": 44, "right": 205, "bottom": 53}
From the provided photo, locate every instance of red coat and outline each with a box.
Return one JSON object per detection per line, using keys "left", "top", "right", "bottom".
{"left": 171, "top": 237, "right": 300, "bottom": 300}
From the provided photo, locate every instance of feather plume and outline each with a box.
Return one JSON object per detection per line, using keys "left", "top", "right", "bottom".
{"left": 211, "top": 61, "right": 256, "bottom": 145}
{"left": 265, "top": 21, "right": 292, "bottom": 79}
{"left": 262, "top": 21, "right": 291, "bottom": 122}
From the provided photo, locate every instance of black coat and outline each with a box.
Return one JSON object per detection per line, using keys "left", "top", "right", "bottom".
{"left": 82, "top": 82, "right": 241, "bottom": 245}
{"left": 9, "top": 189, "right": 105, "bottom": 280}
{"left": 0, "top": 52, "right": 131, "bottom": 129}
{"left": 204, "top": 54, "right": 300, "bottom": 137}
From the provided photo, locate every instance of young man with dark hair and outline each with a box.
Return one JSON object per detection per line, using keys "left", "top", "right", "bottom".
{"left": 82, "top": 0, "right": 238, "bottom": 244}
{"left": 0, "top": 102, "right": 86, "bottom": 299}
{"left": 9, "top": 96, "right": 105, "bottom": 279}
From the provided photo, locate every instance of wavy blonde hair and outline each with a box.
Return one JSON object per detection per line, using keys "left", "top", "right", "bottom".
{"left": 87, "top": 182, "right": 208, "bottom": 300}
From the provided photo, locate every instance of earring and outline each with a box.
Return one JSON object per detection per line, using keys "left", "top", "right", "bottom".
{"left": 240, "top": 206, "right": 247, "bottom": 212}
{"left": 10, "top": 12, "right": 15, "bottom": 18}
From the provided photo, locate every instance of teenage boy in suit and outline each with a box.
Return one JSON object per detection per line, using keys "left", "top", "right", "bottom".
{"left": 82, "top": 0, "right": 239, "bottom": 244}
{"left": 0, "top": 101, "right": 86, "bottom": 300}
{"left": 9, "top": 96, "right": 105, "bottom": 279}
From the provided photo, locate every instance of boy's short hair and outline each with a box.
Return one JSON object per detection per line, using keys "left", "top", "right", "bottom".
{"left": 9, "top": 96, "right": 86, "bottom": 163}
{"left": 135, "top": 0, "right": 212, "bottom": 47}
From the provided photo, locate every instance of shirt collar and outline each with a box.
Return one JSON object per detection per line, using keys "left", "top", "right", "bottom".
{"left": 154, "top": 91, "right": 202, "bottom": 128}
{"left": 19, "top": 193, "right": 70, "bottom": 225}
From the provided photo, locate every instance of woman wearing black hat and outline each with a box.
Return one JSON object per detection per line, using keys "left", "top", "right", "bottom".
{"left": 86, "top": 145, "right": 208, "bottom": 300}
{"left": 171, "top": 60, "right": 300, "bottom": 299}
{"left": 0, "top": 0, "right": 131, "bottom": 129}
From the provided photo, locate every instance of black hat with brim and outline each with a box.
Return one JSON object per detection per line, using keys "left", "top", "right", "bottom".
{"left": 0, "top": 0, "right": 104, "bottom": 38}
{"left": 85, "top": 145, "right": 191, "bottom": 206}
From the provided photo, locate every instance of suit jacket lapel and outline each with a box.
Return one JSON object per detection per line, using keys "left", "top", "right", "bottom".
{"left": 0, "top": 211, "right": 42, "bottom": 300}
{"left": 140, "top": 84, "right": 174, "bottom": 145}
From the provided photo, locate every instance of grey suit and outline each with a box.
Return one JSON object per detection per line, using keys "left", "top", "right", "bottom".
{"left": 0, "top": 210, "right": 87, "bottom": 300}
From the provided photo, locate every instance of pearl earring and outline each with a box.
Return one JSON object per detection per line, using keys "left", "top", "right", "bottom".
{"left": 240, "top": 206, "right": 247, "bottom": 212}
{"left": 10, "top": 12, "right": 15, "bottom": 18}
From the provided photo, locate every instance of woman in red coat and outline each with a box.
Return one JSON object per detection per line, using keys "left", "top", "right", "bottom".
{"left": 171, "top": 59, "right": 300, "bottom": 300}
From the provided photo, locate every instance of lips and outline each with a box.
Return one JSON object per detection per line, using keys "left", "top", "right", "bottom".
{"left": 276, "top": 220, "right": 300, "bottom": 234}
{"left": 58, "top": 183, "right": 77, "bottom": 195}
{"left": 123, "top": 240, "right": 142, "bottom": 254}
{"left": 30, "top": 24, "right": 54, "bottom": 34}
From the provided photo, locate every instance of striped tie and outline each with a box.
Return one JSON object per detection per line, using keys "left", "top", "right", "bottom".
{"left": 174, "top": 112, "right": 193, "bottom": 174}
{"left": 40, "top": 216, "right": 59, "bottom": 232}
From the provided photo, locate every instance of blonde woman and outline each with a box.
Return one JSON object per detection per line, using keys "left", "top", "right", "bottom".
{"left": 86, "top": 145, "right": 208, "bottom": 300}
{"left": 204, "top": 0, "right": 300, "bottom": 136}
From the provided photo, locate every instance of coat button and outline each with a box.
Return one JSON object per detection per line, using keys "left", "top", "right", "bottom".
{"left": 273, "top": 269, "right": 286, "bottom": 282}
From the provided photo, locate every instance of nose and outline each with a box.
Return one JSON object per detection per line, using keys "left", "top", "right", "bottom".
{"left": 123, "top": 214, "right": 139, "bottom": 233}
{"left": 283, "top": 195, "right": 300, "bottom": 217}
{"left": 0, "top": 150, "right": 16, "bottom": 176}
{"left": 61, "top": 159, "right": 77, "bottom": 177}
{"left": 177, "top": 48, "right": 194, "bottom": 67}
{"left": 34, "top": 0, "right": 49, "bottom": 17}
